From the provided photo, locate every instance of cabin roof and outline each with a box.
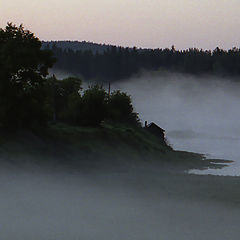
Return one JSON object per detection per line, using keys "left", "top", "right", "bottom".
{"left": 146, "top": 122, "right": 165, "bottom": 132}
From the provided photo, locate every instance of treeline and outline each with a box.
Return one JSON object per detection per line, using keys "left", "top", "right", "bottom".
{"left": 44, "top": 77, "right": 139, "bottom": 127}
{"left": 44, "top": 42, "right": 240, "bottom": 81}
{"left": 42, "top": 41, "right": 111, "bottom": 54}
{"left": 0, "top": 23, "right": 139, "bottom": 130}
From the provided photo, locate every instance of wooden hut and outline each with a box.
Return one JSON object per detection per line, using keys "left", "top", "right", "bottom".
{"left": 145, "top": 121, "right": 165, "bottom": 142}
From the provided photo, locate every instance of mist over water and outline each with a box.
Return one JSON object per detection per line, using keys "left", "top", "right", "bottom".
{"left": 1, "top": 165, "right": 240, "bottom": 240}
{"left": 112, "top": 72, "right": 240, "bottom": 175}
{"left": 1, "top": 72, "right": 240, "bottom": 239}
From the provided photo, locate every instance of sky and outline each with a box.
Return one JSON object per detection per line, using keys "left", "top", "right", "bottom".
{"left": 1, "top": 0, "right": 240, "bottom": 49}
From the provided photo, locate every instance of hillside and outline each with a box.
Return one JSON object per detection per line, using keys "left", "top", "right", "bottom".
{"left": 42, "top": 40, "right": 133, "bottom": 54}
{"left": 43, "top": 40, "right": 240, "bottom": 82}
{"left": 0, "top": 123, "right": 227, "bottom": 172}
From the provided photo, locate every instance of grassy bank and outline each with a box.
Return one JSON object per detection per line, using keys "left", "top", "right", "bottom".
{"left": 0, "top": 123, "right": 229, "bottom": 171}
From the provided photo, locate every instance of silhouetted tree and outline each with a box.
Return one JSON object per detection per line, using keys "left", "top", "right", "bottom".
{"left": 79, "top": 84, "right": 108, "bottom": 126}
{"left": 44, "top": 76, "right": 82, "bottom": 123}
{"left": 0, "top": 23, "right": 55, "bottom": 129}
{"left": 108, "top": 90, "right": 139, "bottom": 125}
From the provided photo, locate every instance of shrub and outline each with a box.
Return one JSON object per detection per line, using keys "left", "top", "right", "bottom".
{"left": 108, "top": 90, "right": 140, "bottom": 125}
{"left": 79, "top": 84, "right": 108, "bottom": 126}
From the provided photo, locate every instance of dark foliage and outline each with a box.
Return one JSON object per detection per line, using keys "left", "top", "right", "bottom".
{"left": 44, "top": 76, "right": 82, "bottom": 123}
{"left": 44, "top": 78, "right": 139, "bottom": 127}
{"left": 108, "top": 90, "right": 140, "bottom": 125}
{"left": 79, "top": 84, "right": 108, "bottom": 126}
{"left": 42, "top": 40, "right": 110, "bottom": 54}
{"left": 0, "top": 23, "right": 55, "bottom": 129}
{"left": 44, "top": 41, "right": 240, "bottom": 81}
{"left": 0, "top": 23, "right": 140, "bottom": 130}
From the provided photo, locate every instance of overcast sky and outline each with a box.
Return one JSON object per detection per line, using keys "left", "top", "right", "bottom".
{"left": 1, "top": 0, "right": 240, "bottom": 49}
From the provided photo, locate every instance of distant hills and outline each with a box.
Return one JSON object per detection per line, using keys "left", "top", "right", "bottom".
{"left": 42, "top": 40, "right": 138, "bottom": 54}
{"left": 42, "top": 41, "right": 240, "bottom": 82}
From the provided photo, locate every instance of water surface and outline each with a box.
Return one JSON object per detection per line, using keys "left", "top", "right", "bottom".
{"left": 113, "top": 73, "right": 240, "bottom": 175}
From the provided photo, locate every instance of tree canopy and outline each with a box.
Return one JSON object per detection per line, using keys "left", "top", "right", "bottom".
{"left": 0, "top": 23, "right": 55, "bottom": 128}
{"left": 0, "top": 23, "right": 139, "bottom": 130}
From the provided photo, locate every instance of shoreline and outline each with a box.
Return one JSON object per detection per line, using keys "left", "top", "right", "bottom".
{"left": 0, "top": 125, "right": 240, "bottom": 239}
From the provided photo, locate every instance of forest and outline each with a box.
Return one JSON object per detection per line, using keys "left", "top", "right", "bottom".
{"left": 0, "top": 23, "right": 139, "bottom": 130}
{"left": 2, "top": 22, "right": 240, "bottom": 130}
{"left": 43, "top": 41, "right": 240, "bottom": 81}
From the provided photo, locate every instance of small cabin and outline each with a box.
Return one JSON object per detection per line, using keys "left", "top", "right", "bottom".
{"left": 144, "top": 121, "right": 165, "bottom": 142}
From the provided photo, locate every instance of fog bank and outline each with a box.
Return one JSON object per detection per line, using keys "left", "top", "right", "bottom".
{"left": 1, "top": 72, "right": 240, "bottom": 238}
{"left": 1, "top": 164, "right": 240, "bottom": 240}
{"left": 112, "top": 72, "right": 240, "bottom": 175}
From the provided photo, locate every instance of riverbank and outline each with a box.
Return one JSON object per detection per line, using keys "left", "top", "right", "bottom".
{"left": 0, "top": 123, "right": 229, "bottom": 172}
{"left": 0, "top": 123, "right": 240, "bottom": 239}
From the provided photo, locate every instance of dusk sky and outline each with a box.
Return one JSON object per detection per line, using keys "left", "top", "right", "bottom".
{"left": 1, "top": 0, "right": 240, "bottom": 49}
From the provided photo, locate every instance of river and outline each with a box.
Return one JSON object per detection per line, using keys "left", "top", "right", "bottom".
{"left": 113, "top": 72, "right": 240, "bottom": 176}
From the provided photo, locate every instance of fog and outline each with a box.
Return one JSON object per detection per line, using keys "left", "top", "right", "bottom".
{"left": 1, "top": 163, "right": 240, "bottom": 240}
{"left": 112, "top": 72, "right": 240, "bottom": 175}
{"left": 8, "top": 71, "right": 239, "bottom": 240}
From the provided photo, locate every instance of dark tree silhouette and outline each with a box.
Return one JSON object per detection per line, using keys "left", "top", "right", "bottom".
{"left": 0, "top": 23, "right": 55, "bottom": 129}
{"left": 80, "top": 84, "right": 108, "bottom": 126}
{"left": 108, "top": 90, "right": 139, "bottom": 125}
{"left": 43, "top": 41, "right": 240, "bottom": 81}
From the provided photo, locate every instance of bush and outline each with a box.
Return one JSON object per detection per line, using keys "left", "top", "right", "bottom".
{"left": 108, "top": 90, "right": 140, "bottom": 125}
{"left": 79, "top": 84, "right": 108, "bottom": 126}
{"left": 44, "top": 76, "right": 82, "bottom": 123}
